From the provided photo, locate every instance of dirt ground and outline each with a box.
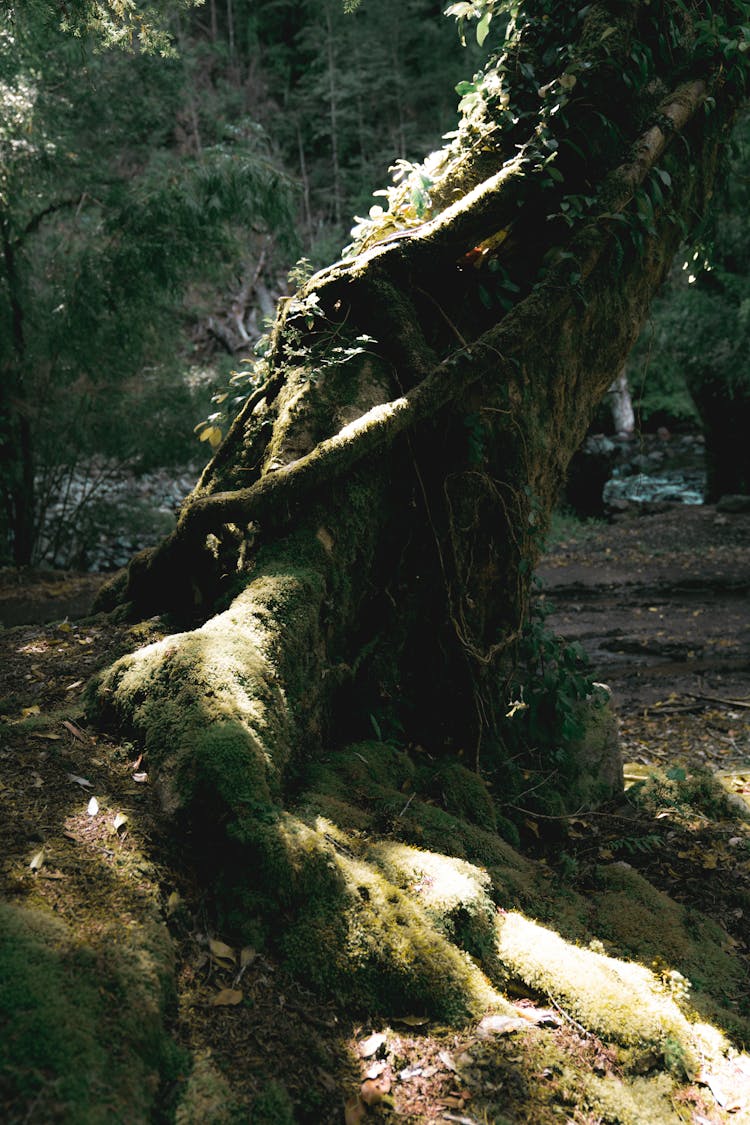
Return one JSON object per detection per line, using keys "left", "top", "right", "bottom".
{"left": 1, "top": 503, "right": 750, "bottom": 1124}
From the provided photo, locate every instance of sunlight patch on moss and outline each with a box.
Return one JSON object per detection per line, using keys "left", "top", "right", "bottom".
{"left": 90, "top": 561, "right": 326, "bottom": 811}
{"left": 496, "top": 912, "right": 696, "bottom": 1062}
{"left": 591, "top": 862, "right": 747, "bottom": 1038}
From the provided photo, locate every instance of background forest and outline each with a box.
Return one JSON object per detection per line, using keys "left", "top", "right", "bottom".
{"left": 2, "top": 0, "right": 746, "bottom": 573}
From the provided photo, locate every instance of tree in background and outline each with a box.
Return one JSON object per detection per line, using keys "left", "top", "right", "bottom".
{"left": 627, "top": 108, "right": 750, "bottom": 498}
{"left": 89, "top": 0, "right": 750, "bottom": 1021}
{"left": 0, "top": 3, "right": 295, "bottom": 565}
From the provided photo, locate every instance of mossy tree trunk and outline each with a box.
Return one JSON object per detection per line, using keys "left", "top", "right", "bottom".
{"left": 90, "top": 1, "right": 748, "bottom": 1018}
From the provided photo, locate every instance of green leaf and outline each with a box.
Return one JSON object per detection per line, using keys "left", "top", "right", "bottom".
{"left": 476, "top": 12, "right": 492, "bottom": 46}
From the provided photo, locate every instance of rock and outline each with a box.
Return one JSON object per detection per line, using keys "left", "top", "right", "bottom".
{"left": 565, "top": 688, "right": 624, "bottom": 811}
{"left": 716, "top": 493, "right": 750, "bottom": 513}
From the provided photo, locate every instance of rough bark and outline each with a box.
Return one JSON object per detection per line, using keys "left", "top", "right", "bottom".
{"left": 90, "top": 1, "right": 746, "bottom": 1020}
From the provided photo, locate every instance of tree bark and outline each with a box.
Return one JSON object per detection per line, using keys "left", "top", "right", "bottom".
{"left": 607, "top": 370, "right": 636, "bottom": 436}
{"left": 90, "top": 1, "right": 746, "bottom": 1019}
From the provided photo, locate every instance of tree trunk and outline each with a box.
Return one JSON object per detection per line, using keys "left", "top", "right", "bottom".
{"left": 607, "top": 369, "right": 636, "bottom": 436}
{"left": 90, "top": 2, "right": 745, "bottom": 1020}
{"left": 0, "top": 217, "right": 36, "bottom": 566}
{"left": 688, "top": 373, "right": 750, "bottom": 501}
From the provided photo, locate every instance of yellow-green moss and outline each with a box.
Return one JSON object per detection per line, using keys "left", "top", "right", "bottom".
{"left": 368, "top": 840, "right": 499, "bottom": 966}
{"left": 591, "top": 862, "right": 748, "bottom": 1039}
{"left": 175, "top": 1054, "right": 239, "bottom": 1125}
{"left": 89, "top": 557, "right": 328, "bottom": 816}
{"left": 581, "top": 1073, "right": 684, "bottom": 1125}
{"left": 496, "top": 912, "right": 696, "bottom": 1064}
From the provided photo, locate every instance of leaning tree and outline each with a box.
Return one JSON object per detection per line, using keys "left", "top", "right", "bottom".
{"left": 91, "top": 0, "right": 749, "bottom": 1019}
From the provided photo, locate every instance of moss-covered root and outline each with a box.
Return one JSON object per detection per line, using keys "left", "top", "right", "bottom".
{"left": 88, "top": 554, "right": 327, "bottom": 817}
{"left": 496, "top": 911, "right": 731, "bottom": 1076}
{"left": 224, "top": 811, "right": 514, "bottom": 1024}
{"left": 0, "top": 902, "right": 179, "bottom": 1124}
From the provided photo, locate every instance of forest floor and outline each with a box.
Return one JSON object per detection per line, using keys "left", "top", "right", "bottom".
{"left": 1, "top": 503, "right": 750, "bottom": 1124}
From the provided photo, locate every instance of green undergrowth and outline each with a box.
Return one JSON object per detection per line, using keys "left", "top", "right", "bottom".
{"left": 87, "top": 583, "right": 750, "bottom": 1120}
{"left": 159, "top": 734, "right": 749, "bottom": 1078}
{"left": 0, "top": 901, "right": 181, "bottom": 1124}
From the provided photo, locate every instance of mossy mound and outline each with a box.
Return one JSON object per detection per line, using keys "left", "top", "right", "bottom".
{"left": 589, "top": 862, "right": 748, "bottom": 1040}
{"left": 87, "top": 612, "right": 749, "bottom": 1082}
{"left": 0, "top": 901, "right": 180, "bottom": 1124}
{"left": 219, "top": 809, "right": 510, "bottom": 1023}
{"left": 497, "top": 911, "right": 696, "bottom": 1066}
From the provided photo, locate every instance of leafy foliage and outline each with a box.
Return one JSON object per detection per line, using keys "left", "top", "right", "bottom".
{"left": 0, "top": 7, "right": 295, "bottom": 563}
{"left": 494, "top": 597, "right": 603, "bottom": 812}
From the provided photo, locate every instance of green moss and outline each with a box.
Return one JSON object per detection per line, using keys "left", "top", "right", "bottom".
{"left": 175, "top": 1054, "right": 240, "bottom": 1125}
{"left": 417, "top": 760, "right": 498, "bottom": 831}
{"left": 591, "top": 863, "right": 746, "bottom": 1030}
{"left": 305, "top": 742, "right": 416, "bottom": 801}
{"left": 89, "top": 556, "right": 329, "bottom": 815}
{"left": 178, "top": 720, "right": 274, "bottom": 812}
{"left": 219, "top": 808, "right": 511, "bottom": 1022}
{"left": 250, "top": 1080, "right": 295, "bottom": 1124}
{"left": 581, "top": 1073, "right": 684, "bottom": 1125}
{"left": 496, "top": 911, "right": 698, "bottom": 1067}
{"left": 395, "top": 797, "right": 523, "bottom": 866}
{"left": 368, "top": 840, "right": 498, "bottom": 965}
{"left": 627, "top": 766, "right": 749, "bottom": 823}
{"left": 0, "top": 902, "right": 179, "bottom": 1124}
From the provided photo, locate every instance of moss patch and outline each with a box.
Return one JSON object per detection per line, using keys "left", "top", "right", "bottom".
{"left": 496, "top": 911, "right": 698, "bottom": 1067}
{"left": 0, "top": 901, "right": 179, "bottom": 1124}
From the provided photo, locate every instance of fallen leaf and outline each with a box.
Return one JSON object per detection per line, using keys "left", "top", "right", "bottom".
{"left": 344, "top": 1095, "right": 366, "bottom": 1125}
{"left": 166, "top": 891, "right": 181, "bottom": 915}
{"left": 365, "top": 1060, "right": 388, "bottom": 1080}
{"left": 360, "top": 1076, "right": 390, "bottom": 1106}
{"left": 358, "top": 1031, "right": 386, "bottom": 1058}
{"left": 113, "top": 812, "right": 128, "bottom": 833}
{"left": 22, "top": 705, "right": 41, "bottom": 718}
{"left": 439, "top": 1050, "right": 458, "bottom": 1072}
{"left": 475, "top": 1014, "right": 528, "bottom": 1039}
{"left": 33, "top": 732, "right": 62, "bottom": 741}
{"left": 67, "top": 773, "right": 93, "bottom": 789}
{"left": 516, "top": 1006, "right": 560, "bottom": 1026}
{"left": 393, "top": 1014, "right": 428, "bottom": 1027}
{"left": 240, "top": 946, "right": 256, "bottom": 968}
{"left": 132, "top": 772, "right": 148, "bottom": 783}
{"left": 65, "top": 680, "right": 83, "bottom": 691}
{"left": 63, "top": 720, "right": 89, "bottom": 743}
{"left": 399, "top": 1065, "right": 423, "bottom": 1080}
{"left": 209, "top": 988, "right": 243, "bottom": 1006}
{"left": 87, "top": 796, "right": 99, "bottom": 817}
{"left": 209, "top": 938, "right": 237, "bottom": 965}
{"left": 29, "top": 849, "right": 45, "bottom": 872}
